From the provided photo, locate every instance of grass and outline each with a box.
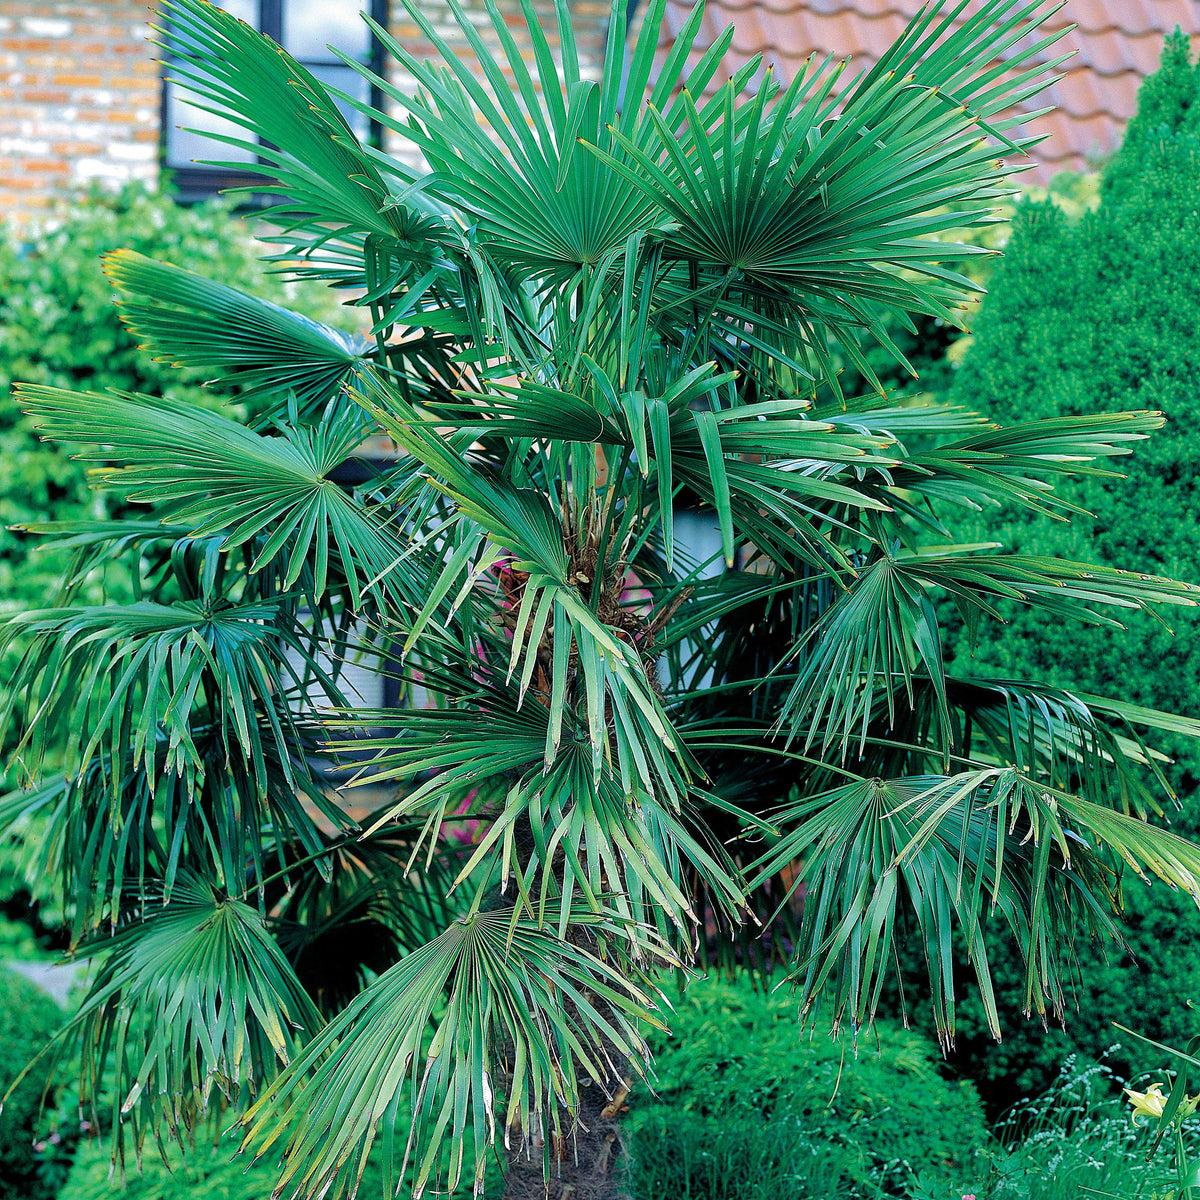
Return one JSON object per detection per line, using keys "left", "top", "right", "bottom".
{"left": 978, "top": 1057, "right": 1185, "bottom": 1200}
{"left": 628, "top": 1108, "right": 868, "bottom": 1199}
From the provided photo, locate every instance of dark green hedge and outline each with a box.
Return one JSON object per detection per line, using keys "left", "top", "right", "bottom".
{"left": 0, "top": 970, "right": 65, "bottom": 1200}
{"left": 949, "top": 31, "right": 1200, "bottom": 769}
{"left": 931, "top": 32, "right": 1200, "bottom": 1103}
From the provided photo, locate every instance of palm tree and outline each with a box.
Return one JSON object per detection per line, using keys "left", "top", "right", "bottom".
{"left": 6, "top": 0, "right": 1200, "bottom": 1196}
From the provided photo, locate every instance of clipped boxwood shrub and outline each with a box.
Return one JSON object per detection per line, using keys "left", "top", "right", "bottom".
{"left": 625, "top": 973, "right": 989, "bottom": 1199}
{"left": 0, "top": 969, "right": 65, "bottom": 1200}
{"left": 61, "top": 1140, "right": 357, "bottom": 1200}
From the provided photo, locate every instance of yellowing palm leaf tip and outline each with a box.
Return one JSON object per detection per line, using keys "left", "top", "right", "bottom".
{"left": 6, "top": 0, "right": 1200, "bottom": 1196}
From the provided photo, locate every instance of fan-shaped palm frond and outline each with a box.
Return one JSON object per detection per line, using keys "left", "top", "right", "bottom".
{"left": 16, "top": 385, "right": 409, "bottom": 604}
{"left": 751, "top": 768, "right": 1200, "bottom": 1043}
{"left": 156, "top": 0, "right": 429, "bottom": 244}
{"left": 887, "top": 409, "right": 1168, "bottom": 516}
{"left": 238, "top": 907, "right": 671, "bottom": 1200}
{"left": 0, "top": 717, "right": 348, "bottom": 934}
{"left": 348, "top": 0, "right": 761, "bottom": 285}
{"left": 31, "top": 876, "right": 322, "bottom": 1164}
{"left": 594, "top": 1, "right": 1068, "bottom": 389}
{"left": 325, "top": 647, "right": 742, "bottom": 936}
{"left": 779, "top": 548, "right": 1200, "bottom": 750}
{"left": 103, "top": 250, "right": 371, "bottom": 413}
{"left": 0, "top": 596, "right": 328, "bottom": 792}
{"left": 944, "top": 677, "right": 1200, "bottom": 814}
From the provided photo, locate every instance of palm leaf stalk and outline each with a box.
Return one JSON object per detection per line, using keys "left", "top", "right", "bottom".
{"left": 5, "top": 0, "right": 1200, "bottom": 1197}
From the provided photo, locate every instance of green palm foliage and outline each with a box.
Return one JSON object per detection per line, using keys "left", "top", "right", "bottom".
{"left": 6, "top": 0, "right": 1200, "bottom": 1196}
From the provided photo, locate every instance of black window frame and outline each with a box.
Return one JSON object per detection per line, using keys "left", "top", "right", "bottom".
{"left": 161, "top": 0, "right": 389, "bottom": 203}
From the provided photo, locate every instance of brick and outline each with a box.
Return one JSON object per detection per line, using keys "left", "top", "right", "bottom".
{"left": 2, "top": 39, "right": 60, "bottom": 53}
{"left": 50, "top": 140, "right": 103, "bottom": 155}
{"left": 104, "top": 75, "right": 156, "bottom": 89}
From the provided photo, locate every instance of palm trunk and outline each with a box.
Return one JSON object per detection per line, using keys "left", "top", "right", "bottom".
{"left": 501, "top": 1075, "right": 632, "bottom": 1200}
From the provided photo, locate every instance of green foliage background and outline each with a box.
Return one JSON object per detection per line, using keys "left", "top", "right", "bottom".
{"left": 924, "top": 32, "right": 1200, "bottom": 1103}
{"left": 10, "top": 28, "right": 1200, "bottom": 1200}
{"left": 0, "top": 184, "right": 346, "bottom": 658}
{"left": 0, "top": 970, "right": 65, "bottom": 1200}
{"left": 625, "top": 974, "right": 989, "bottom": 1198}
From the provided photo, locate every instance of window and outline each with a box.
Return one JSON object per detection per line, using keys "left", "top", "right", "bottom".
{"left": 162, "top": 0, "right": 388, "bottom": 201}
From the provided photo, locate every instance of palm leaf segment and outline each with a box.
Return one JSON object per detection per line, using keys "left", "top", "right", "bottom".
{"left": 781, "top": 544, "right": 1200, "bottom": 753}
{"left": 103, "top": 250, "right": 372, "bottom": 414}
{"left": 240, "top": 907, "right": 670, "bottom": 1199}
{"left": 155, "top": 0, "right": 479, "bottom": 373}
{"left": 10, "top": 1, "right": 1200, "bottom": 1197}
{"left": 13, "top": 877, "right": 322, "bottom": 1161}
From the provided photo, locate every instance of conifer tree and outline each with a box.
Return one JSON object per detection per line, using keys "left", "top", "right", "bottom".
{"left": 942, "top": 31, "right": 1200, "bottom": 1098}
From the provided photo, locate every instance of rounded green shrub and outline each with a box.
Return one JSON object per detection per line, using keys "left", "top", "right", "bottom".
{"left": 60, "top": 1136, "right": 500, "bottom": 1200}
{"left": 60, "top": 1140, "right": 345, "bottom": 1200}
{"left": 625, "top": 973, "right": 989, "bottom": 1199}
{"left": 0, "top": 970, "right": 65, "bottom": 1200}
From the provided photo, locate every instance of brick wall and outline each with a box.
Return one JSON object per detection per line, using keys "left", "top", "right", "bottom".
{"left": 0, "top": 0, "right": 159, "bottom": 225}
{"left": 0, "top": 0, "right": 612, "bottom": 228}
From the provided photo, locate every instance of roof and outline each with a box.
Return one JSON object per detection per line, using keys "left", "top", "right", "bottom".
{"left": 656, "top": 0, "right": 1200, "bottom": 179}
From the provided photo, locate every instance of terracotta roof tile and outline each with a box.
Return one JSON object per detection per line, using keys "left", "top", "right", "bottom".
{"left": 655, "top": 0, "right": 1200, "bottom": 179}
